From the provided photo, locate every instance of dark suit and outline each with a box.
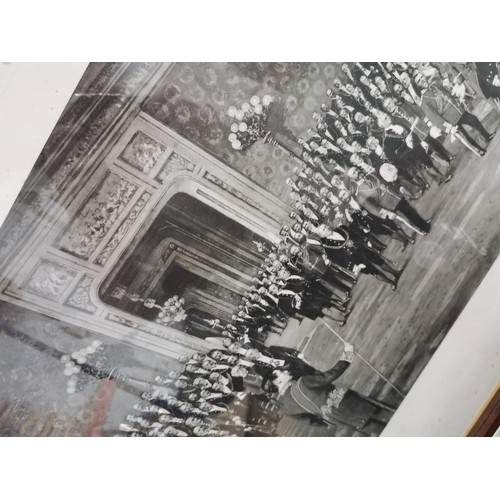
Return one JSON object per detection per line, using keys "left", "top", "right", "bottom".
{"left": 475, "top": 62, "right": 500, "bottom": 99}
{"left": 420, "top": 83, "right": 492, "bottom": 151}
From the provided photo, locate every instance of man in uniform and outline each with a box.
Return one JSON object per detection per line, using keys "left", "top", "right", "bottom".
{"left": 279, "top": 344, "right": 396, "bottom": 436}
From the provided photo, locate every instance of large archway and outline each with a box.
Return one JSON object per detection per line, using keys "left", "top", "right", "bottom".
{"left": 99, "top": 193, "right": 268, "bottom": 340}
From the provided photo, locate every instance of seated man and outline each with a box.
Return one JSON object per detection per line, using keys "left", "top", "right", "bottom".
{"left": 277, "top": 344, "right": 397, "bottom": 436}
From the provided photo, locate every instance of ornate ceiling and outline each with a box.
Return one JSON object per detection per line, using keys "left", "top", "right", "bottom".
{"left": 143, "top": 62, "right": 342, "bottom": 200}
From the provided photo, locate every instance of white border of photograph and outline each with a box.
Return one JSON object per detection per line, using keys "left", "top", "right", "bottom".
{"left": 1, "top": 63, "right": 498, "bottom": 437}
{"left": 0, "top": 54, "right": 498, "bottom": 497}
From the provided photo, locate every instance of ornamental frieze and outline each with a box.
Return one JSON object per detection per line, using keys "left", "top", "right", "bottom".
{"left": 105, "top": 313, "right": 206, "bottom": 352}
{"left": 23, "top": 260, "right": 78, "bottom": 301}
{"left": 155, "top": 152, "right": 196, "bottom": 183}
{"left": 65, "top": 275, "right": 97, "bottom": 313}
{"left": 56, "top": 172, "right": 138, "bottom": 260}
{"left": 119, "top": 131, "right": 167, "bottom": 174}
{"left": 203, "top": 171, "right": 282, "bottom": 223}
{"left": 96, "top": 191, "right": 153, "bottom": 266}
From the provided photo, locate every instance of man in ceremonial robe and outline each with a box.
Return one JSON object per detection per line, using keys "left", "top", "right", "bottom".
{"left": 279, "top": 344, "right": 396, "bottom": 436}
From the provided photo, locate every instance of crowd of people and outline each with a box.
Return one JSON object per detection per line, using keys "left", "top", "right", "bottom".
{"left": 118, "top": 62, "right": 499, "bottom": 437}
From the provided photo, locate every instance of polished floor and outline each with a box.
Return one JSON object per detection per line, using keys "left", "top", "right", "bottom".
{"left": 269, "top": 102, "right": 500, "bottom": 436}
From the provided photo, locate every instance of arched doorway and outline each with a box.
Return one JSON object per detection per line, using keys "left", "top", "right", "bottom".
{"left": 99, "top": 193, "right": 269, "bottom": 340}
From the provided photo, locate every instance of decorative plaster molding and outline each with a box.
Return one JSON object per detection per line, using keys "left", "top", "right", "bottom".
{"left": 96, "top": 191, "right": 153, "bottom": 266}
{"left": 203, "top": 171, "right": 282, "bottom": 223}
{"left": 66, "top": 275, "right": 97, "bottom": 313}
{"left": 119, "top": 130, "right": 167, "bottom": 174}
{"left": 55, "top": 171, "right": 138, "bottom": 260}
{"left": 22, "top": 259, "right": 78, "bottom": 302}
{"left": 155, "top": 152, "right": 196, "bottom": 183}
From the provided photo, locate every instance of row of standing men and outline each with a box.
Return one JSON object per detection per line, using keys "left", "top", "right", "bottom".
{"left": 118, "top": 62, "right": 499, "bottom": 436}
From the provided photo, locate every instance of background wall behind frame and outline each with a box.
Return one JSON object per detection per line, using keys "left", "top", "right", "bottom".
{"left": 0, "top": 62, "right": 498, "bottom": 437}
{"left": 0, "top": 63, "right": 88, "bottom": 227}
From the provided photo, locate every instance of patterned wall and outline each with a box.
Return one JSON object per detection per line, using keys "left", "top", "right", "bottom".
{"left": 143, "top": 62, "right": 342, "bottom": 199}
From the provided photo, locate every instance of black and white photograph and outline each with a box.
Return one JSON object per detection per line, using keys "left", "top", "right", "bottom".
{"left": 1, "top": 61, "right": 500, "bottom": 437}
